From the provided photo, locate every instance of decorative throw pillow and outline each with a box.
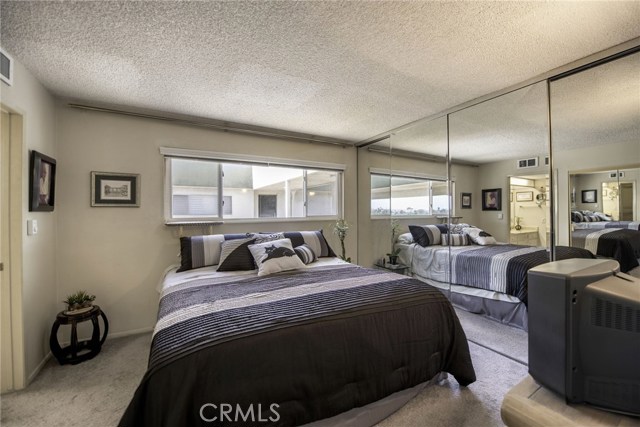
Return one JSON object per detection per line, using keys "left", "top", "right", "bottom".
{"left": 217, "top": 236, "right": 258, "bottom": 271}
{"left": 462, "top": 227, "right": 497, "bottom": 246}
{"left": 596, "top": 212, "right": 613, "bottom": 221}
{"left": 449, "top": 223, "right": 471, "bottom": 234}
{"left": 408, "top": 224, "right": 448, "bottom": 247}
{"left": 279, "top": 230, "right": 336, "bottom": 258}
{"left": 178, "top": 233, "right": 253, "bottom": 272}
{"left": 442, "top": 233, "right": 470, "bottom": 246}
{"left": 571, "top": 211, "right": 584, "bottom": 223}
{"left": 584, "top": 215, "right": 599, "bottom": 222}
{"left": 294, "top": 244, "right": 317, "bottom": 264}
{"left": 248, "top": 239, "right": 305, "bottom": 276}
{"left": 254, "top": 232, "right": 285, "bottom": 244}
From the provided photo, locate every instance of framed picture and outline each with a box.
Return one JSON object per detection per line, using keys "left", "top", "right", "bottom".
{"left": 482, "top": 188, "right": 502, "bottom": 211}
{"left": 29, "top": 150, "right": 56, "bottom": 212}
{"left": 515, "top": 191, "right": 534, "bottom": 202}
{"left": 461, "top": 192, "right": 472, "bottom": 209}
{"left": 581, "top": 189, "right": 597, "bottom": 204}
{"left": 91, "top": 172, "right": 140, "bottom": 207}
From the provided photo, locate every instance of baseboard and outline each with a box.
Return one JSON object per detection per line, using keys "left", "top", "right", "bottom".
{"left": 107, "top": 327, "right": 154, "bottom": 340}
{"left": 27, "top": 351, "right": 52, "bottom": 386}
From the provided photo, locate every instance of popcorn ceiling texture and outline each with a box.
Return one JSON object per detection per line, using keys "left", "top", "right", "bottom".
{"left": 1, "top": 1, "right": 638, "bottom": 145}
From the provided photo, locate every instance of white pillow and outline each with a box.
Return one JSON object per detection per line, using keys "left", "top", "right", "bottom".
{"left": 462, "top": 227, "right": 497, "bottom": 246}
{"left": 397, "top": 232, "right": 414, "bottom": 244}
{"left": 248, "top": 238, "right": 305, "bottom": 276}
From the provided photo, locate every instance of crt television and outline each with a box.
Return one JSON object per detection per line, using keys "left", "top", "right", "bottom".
{"left": 528, "top": 258, "right": 640, "bottom": 416}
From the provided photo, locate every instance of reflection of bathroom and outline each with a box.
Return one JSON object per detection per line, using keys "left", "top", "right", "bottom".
{"left": 509, "top": 175, "right": 549, "bottom": 246}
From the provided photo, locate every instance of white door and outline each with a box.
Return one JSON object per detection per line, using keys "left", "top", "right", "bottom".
{"left": 1, "top": 110, "right": 13, "bottom": 392}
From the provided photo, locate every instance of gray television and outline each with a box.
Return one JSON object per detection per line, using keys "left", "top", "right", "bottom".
{"left": 528, "top": 258, "right": 640, "bottom": 416}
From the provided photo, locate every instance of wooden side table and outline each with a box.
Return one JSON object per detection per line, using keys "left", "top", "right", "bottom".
{"left": 49, "top": 305, "right": 109, "bottom": 365}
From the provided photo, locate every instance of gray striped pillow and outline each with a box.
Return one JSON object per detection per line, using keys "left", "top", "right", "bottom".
{"left": 279, "top": 231, "right": 335, "bottom": 258}
{"left": 217, "top": 237, "right": 257, "bottom": 271}
{"left": 178, "top": 233, "right": 253, "bottom": 272}
{"left": 294, "top": 244, "right": 317, "bottom": 264}
{"left": 442, "top": 233, "right": 470, "bottom": 246}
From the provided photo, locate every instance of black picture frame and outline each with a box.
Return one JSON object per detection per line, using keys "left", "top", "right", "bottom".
{"left": 482, "top": 188, "right": 502, "bottom": 211}
{"left": 461, "top": 192, "right": 472, "bottom": 209}
{"left": 29, "top": 150, "right": 56, "bottom": 212}
{"left": 581, "top": 189, "right": 597, "bottom": 204}
{"left": 91, "top": 171, "right": 140, "bottom": 207}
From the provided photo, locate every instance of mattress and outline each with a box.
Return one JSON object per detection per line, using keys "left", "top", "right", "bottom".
{"left": 120, "top": 259, "right": 476, "bottom": 426}
{"left": 573, "top": 221, "right": 640, "bottom": 231}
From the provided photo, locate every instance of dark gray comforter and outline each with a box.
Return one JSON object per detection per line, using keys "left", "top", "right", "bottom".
{"left": 120, "top": 263, "right": 476, "bottom": 427}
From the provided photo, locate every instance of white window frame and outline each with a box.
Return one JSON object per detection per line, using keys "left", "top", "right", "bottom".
{"left": 369, "top": 168, "right": 454, "bottom": 218}
{"left": 162, "top": 147, "right": 345, "bottom": 224}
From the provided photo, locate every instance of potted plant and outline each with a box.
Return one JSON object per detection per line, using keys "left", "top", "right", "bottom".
{"left": 386, "top": 247, "right": 401, "bottom": 265}
{"left": 332, "top": 218, "right": 351, "bottom": 262}
{"left": 63, "top": 290, "right": 96, "bottom": 314}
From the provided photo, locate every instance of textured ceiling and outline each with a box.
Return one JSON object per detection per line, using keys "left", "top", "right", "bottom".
{"left": 1, "top": 1, "right": 639, "bottom": 143}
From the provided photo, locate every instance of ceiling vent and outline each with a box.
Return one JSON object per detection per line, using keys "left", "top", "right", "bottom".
{"left": 517, "top": 157, "right": 539, "bottom": 169}
{"left": 0, "top": 48, "right": 13, "bottom": 86}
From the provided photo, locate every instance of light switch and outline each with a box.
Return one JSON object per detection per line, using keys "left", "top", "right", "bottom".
{"left": 497, "top": 213, "right": 503, "bottom": 220}
{"left": 27, "top": 219, "right": 38, "bottom": 235}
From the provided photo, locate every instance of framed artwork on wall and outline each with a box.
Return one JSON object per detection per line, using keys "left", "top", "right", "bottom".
{"left": 482, "top": 188, "right": 501, "bottom": 211}
{"left": 461, "top": 192, "right": 472, "bottom": 209}
{"left": 91, "top": 171, "right": 140, "bottom": 207}
{"left": 516, "top": 191, "right": 534, "bottom": 202}
{"left": 581, "top": 189, "right": 597, "bottom": 204}
{"left": 29, "top": 150, "right": 56, "bottom": 212}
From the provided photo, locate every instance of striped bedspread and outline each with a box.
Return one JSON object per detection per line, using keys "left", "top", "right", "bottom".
{"left": 572, "top": 228, "right": 640, "bottom": 272}
{"left": 121, "top": 262, "right": 476, "bottom": 427}
{"left": 574, "top": 221, "right": 640, "bottom": 231}
{"left": 449, "top": 245, "right": 594, "bottom": 305}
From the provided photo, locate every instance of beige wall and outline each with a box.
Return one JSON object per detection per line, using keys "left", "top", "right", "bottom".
{"left": 55, "top": 105, "right": 358, "bottom": 337}
{"left": 0, "top": 56, "right": 58, "bottom": 383}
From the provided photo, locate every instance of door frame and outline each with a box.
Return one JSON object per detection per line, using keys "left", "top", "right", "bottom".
{"left": 1, "top": 106, "right": 25, "bottom": 392}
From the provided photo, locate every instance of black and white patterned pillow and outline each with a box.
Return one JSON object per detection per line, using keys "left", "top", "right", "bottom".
{"left": 254, "top": 232, "right": 285, "bottom": 244}
{"left": 217, "top": 236, "right": 258, "bottom": 271}
{"left": 442, "top": 233, "right": 470, "bottom": 246}
{"left": 275, "top": 230, "right": 335, "bottom": 257}
{"left": 408, "top": 224, "right": 448, "bottom": 247}
{"left": 462, "top": 227, "right": 497, "bottom": 246}
{"left": 596, "top": 212, "right": 612, "bottom": 221}
{"left": 584, "top": 215, "right": 599, "bottom": 222}
{"left": 294, "top": 244, "right": 317, "bottom": 264}
{"left": 449, "top": 223, "right": 471, "bottom": 234}
{"left": 248, "top": 239, "right": 305, "bottom": 276}
{"left": 178, "top": 233, "right": 252, "bottom": 272}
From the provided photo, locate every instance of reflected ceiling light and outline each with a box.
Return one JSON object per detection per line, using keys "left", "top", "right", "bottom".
{"left": 309, "top": 191, "right": 316, "bottom": 196}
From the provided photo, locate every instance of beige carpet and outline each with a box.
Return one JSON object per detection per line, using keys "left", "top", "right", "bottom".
{"left": 1, "top": 310, "right": 528, "bottom": 427}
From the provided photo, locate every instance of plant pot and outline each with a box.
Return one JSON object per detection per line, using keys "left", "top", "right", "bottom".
{"left": 388, "top": 256, "right": 398, "bottom": 265}
{"left": 64, "top": 303, "right": 93, "bottom": 316}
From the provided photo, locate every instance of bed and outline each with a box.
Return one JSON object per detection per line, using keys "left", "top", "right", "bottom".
{"left": 571, "top": 228, "right": 640, "bottom": 273}
{"left": 573, "top": 221, "right": 640, "bottom": 230}
{"left": 396, "top": 226, "right": 595, "bottom": 330}
{"left": 571, "top": 210, "right": 640, "bottom": 231}
{"left": 120, "top": 256, "right": 476, "bottom": 426}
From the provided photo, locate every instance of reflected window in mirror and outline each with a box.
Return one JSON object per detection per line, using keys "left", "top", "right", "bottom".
{"left": 370, "top": 172, "right": 453, "bottom": 217}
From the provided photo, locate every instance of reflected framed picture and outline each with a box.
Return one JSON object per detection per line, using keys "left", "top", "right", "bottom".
{"left": 91, "top": 171, "right": 140, "bottom": 207}
{"left": 461, "top": 192, "right": 472, "bottom": 209}
{"left": 29, "top": 150, "right": 56, "bottom": 212}
{"left": 516, "top": 191, "right": 534, "bottom": 202}
{"left": 581, "top": 189, "right": 597, "bottom": 204}
{"left": 482, "top": 188, "right": 502, "bottom": 211}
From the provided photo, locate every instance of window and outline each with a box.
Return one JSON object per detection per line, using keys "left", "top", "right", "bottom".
{"left": 370, "top": 172, "right": 453, "bottom": 217}
{"left": 165, "top": 155, "right": 342, "bottom": 222}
